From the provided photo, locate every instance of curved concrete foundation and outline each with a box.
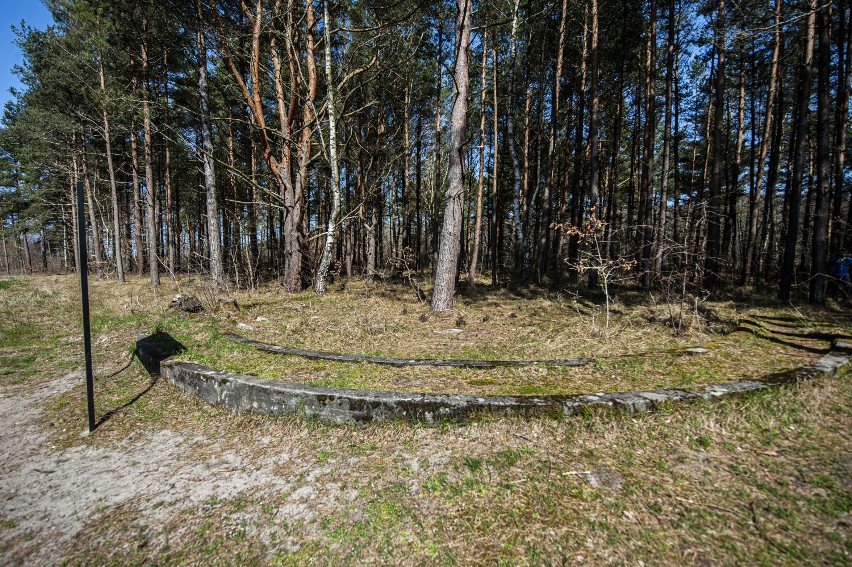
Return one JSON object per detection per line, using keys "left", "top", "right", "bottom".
{"left": 135, "top": 334, "right": 850, "bottom": 425}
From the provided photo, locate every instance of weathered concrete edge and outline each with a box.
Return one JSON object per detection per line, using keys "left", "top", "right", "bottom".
{"left": 135, "top": 339, "right": 851, "bottom": 425}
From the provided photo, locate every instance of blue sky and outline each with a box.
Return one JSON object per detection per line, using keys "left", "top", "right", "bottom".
{"left": 0, "top": 0, "right": 54, "bottom": 111}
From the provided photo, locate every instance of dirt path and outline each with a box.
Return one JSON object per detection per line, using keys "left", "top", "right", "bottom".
{"left": 0, "top": 371, "right": 332, "bottom": 564}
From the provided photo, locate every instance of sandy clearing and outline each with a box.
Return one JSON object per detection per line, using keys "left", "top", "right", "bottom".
{"left": 0, "top": 370, "right": 338, "bottom": 564}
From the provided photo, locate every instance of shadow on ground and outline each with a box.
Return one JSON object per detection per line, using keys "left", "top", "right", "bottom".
{"left": 88, "top": 332, "right": 187, "bottom": 431}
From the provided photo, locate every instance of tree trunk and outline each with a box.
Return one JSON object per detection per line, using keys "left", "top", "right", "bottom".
{"left": 99, "top": 53, "right": 124, "bottom": 283}
{"left": 505, "top": 0, "right": 530, "bottom": 280}
{"left": 69, "top": 162, "right": 80, "bottom": 273}
{"left": 213, "top": 0, "right": 310, "bottom": 292}
{"left": 162, "top": 53, "right": 175, "bottom": 281}
{"left": 141, "top": 14, "right": 159, "bottom": 286}
{"left": 703, "top": 0, "right": 725, "bottom": 293}
{"left": 605, "top": 57, "right": 625, "bottom": 260}
{"left": 79, "top": 129, "right": 103, "bottom": 271}
{"left": 722, "top": 58, "right": 745, "bottom": 267}
{"left": 809, "top": 3, "right": 831, "bottom": 304}
{"left": 566, "top": 7, "right": 589, "bottom": 276}
{"left": 672, "top": 42, "right": 682, "bottom": 247}
{"left": 639, "top": 0, "right": 657, "bottom": 289}
{"left": 742, "top": 0, "right": 781, "bottom": 284}
{"left": 655, "top": 0, "right": 675, "bottom": 272}
{"left": 778, "top": 0, "right": 815, "bottom": 300}
{"left": 759, "top": 82, "right": 784, "bottom": 282}
{"left": 521, "top": 66, "right": 532, "bottom": 232}
{"left": 537, "top": 0, "right": 568, "bottom": 281}
{"left": 315, "top": 0, "right": 342, "bottom": 294}
{"left": 587, "top": 0, "right": 601, "bottom": 287}
{"left": 344, "top": 164, "right": 353, "bottom": 277}
{"left": 226, "top": 121, "right": 240, "bottom": 276}
{"left": 40, "top": 227, "right": 48, "bottom": 272}
{"left": 197, "top": 0, "right": 225, "bottom": 290}
{"left": 403, "top": 86, "right": 412, "bottom": 252}
{"left": 1, "top": 221, "right": 9, "bottom": 276}
{"left": 432, "top": 0, "right": 472, "bottom": 312}
{"left": 248, "top": 138, "right": 259, "bottom": 274}
{"left": 416, "top": 113, "right": 423, "bottom": 268}
{"left": 835, "top": 1, "right": 852, "bottom": 251}
{"left": 22, "top": 231, "right": 32, "bottom": 273}
{"left": 130, "top": 117, "right": 144, "bottom": 275}
{"left": 491, "top": 42, "right": 499, "bottom": 287}
{"left": 469, "top": 32, "right": 488, "bottom": 286}
{"left": 288, "top": 0, "right": 316, "bottom": 291}
{"left": 432, "top": 19, "right": 444, "bottom": 271}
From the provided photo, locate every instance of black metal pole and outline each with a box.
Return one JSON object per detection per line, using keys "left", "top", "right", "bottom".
{"left": 76, "top": 181, "right": 96, "bottom": 433}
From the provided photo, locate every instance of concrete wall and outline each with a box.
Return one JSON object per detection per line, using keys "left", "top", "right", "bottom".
{"left": 135, "top": 335, "right": 850, "bottom": 425}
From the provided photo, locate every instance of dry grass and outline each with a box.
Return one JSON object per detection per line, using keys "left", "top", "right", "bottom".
{"left": 45, "top": 357, "right": 852, "bottom": 565}
{"left": 1, "top": 274, "right": 850, "bottom": 565}
{"left": 171, "top": 276, "right": 845, "bottom": 395}
{"left": 2, "top": 273, "right": 849, "bottom": 398}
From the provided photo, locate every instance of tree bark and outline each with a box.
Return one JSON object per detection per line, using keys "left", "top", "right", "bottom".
{"left": 432, "top": 0, "right": 472, "bottom": 312}
{"left": 521, "top": 64, "right": 532, "bottom": 231}
{"left": 40, "top": 227, "right": 48, "bottom": 272}
{"left": 403, "top": 86, "right": 412, "bottom": 251}
{"left": 226, "top": 121, "right": 241, "bottom": 275}
{"left": 566, "top": 6, "right": 589, "bottom": 276}
{"left": 22, "top": 231, "right": 32, "bottom": 273}
{"left": 671, "top": 39, "right": 682, "bottom": 248}
{"left": 289, "top": 0, "right": 316, "bottom": 290}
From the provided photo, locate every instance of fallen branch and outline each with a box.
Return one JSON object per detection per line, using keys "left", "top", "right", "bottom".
{"left": 750, "top": 501, "right": 792, "bottom": 554}
{"left": 223, "top": 332, "right": 589, "bottom": 368}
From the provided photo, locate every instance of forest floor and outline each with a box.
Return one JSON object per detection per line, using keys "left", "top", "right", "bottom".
{"left": 0, "top": 273, "right": 850, "bottom": 564}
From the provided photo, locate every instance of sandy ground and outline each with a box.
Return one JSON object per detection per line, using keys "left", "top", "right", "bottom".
{"left": 0, "top": 370, "right": 349, "bottom": 564}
